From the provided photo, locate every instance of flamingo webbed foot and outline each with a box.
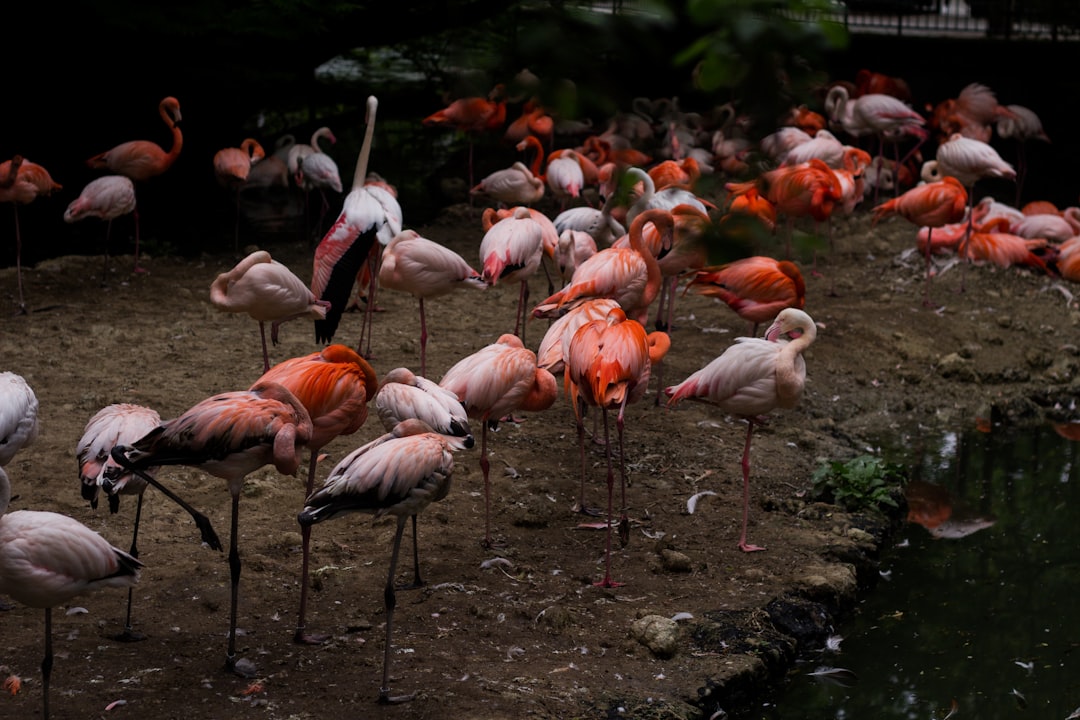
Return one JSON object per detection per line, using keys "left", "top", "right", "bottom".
{"left": 113, "top": 628, "right": 147, "bottom": 643}
{"left": 738, "top": 542, "right": 766, "bottom": 553}
{"left": 377, "top": 689, "right": 416, "bottom": 704}
{"left": 293, "top": 629, "right": 332, "bottom": 646}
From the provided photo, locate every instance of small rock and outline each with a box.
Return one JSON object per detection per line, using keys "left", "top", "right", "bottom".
{"left": 630, "top": 615, "right": 680, "bottom": 658}
{"left": 659, "top": 548, "right": 692, "bottom": 573}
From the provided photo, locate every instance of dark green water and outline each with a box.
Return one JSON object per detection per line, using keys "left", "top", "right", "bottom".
{"left": 765, "top": 424, "right": 1080, "bottom": 719}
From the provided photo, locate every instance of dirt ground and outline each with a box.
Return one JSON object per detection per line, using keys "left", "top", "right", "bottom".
{"left": 2, "top": 193, "right": 1079, "bottom": 720}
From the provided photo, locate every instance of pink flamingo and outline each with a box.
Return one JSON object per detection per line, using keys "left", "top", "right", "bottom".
{"left": 478, "top": 206, "right": 545, "bottom": 343}
{"left": 107, "top": 380, "right": 313, "bottom": 675}
{"left": 86, "top": 96, "right": 183, "bottom": 273}
{"left": 684, "top": 256, "right": 807, "bottom": 336}
{"left": 0, "top": 371, "right": 39, "bottom": 467}
{"left": 75, "top": 402, "right": 161, "bottom": 641}
{"left": 439, "top": 334, "right": 557, "bottom": 547}
{"left": 311, "top": 96, "right": 402, "bottom": 350}
{"left": 0, "top": 466, "right": 142, "bottom": 720}
{"left": 565, "top": 306, "right": 669, "bottom": 586}
{"left": 378, "top": 229, "right": 487, "bottom": 376}
{"left": 210, "top": 250, "right": 331, "bottom": 372}
{"left": 63, "top": 175, "right": 137, "bottom": 282}
{"left": 0, "top": 156, "right": 62, "bottom": 313}
{"left": 469, "top": 141, "right": 546, "bottom": 207}
{"left": 297, "top": 418, "right": 469, "bottom": 704}
{"left": 256, "top": 344, "right": 378, "bottom": 645}
{"left": 665, "top": 308, "right": 817, "bottom": 552}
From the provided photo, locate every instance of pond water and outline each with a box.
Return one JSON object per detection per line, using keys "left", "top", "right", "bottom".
{"left": 763, "top": 423, "right": 1080, "bottom": 719}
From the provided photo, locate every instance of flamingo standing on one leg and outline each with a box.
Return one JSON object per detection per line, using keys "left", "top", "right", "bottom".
{"left": 210, "top": 250, "right": 331, "bottom": 372}
{"left": 665, "top": 308, "right": 817, "bottom": 552}
{"left": 0, "top": 466, "right": 142, "bottom": 720}
{"left": 565, "top": 307, "right": 669, "bottom": 586}
{"left": 378, "top": 229, "right": 487, "bottom": 376}
{"left": 0, "top": 156, "right": 62, "bottom": 314}
{"left": 311, "top": 96, "right": 402, "bottom": 351}
{"left": 439, "top": 334, "right": 557, "bottom": 548}
{"left": 871, "top": 176, "right": 968, "bottom": 308}
{"left": 255, "top": 344, "right": 378, "bottom": 645}
{"left": 75, "top": 402, "right": 161, "bottom": 641}
{"left": 86, "top": 96, "right": 183, "bottom": 273}
{"left": 683, "top": 256, "right": 807, "bottom": 336}
{"left": 63, "top": 175, "right": 136, "bottom": 284}
{"left": 297, "top": 418, "right": 468, "bottom": 704}
{"left": 106, "top": 380, "right": 313, "bottom": 675}
{"left": 423, "top": 84, "right": 507, "bottom": 189}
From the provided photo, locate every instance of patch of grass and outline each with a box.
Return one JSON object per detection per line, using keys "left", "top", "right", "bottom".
{"left": 811, "top": 454, "right": 907, "bottom": 513}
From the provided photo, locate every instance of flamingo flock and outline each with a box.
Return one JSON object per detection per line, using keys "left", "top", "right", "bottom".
{"left": 3, "top": 66, "right": 1079, "bottom": 716}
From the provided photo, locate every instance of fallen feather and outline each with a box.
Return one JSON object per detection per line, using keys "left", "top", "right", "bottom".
{"left": 670, "top": 612, "right": 694, "bottom": 622}
{"left": 480, "top": 557, "right": 513, "bottom": 570}
{"left": 105, "top": 699, "right": 128, "bottom": 711}
{"left": 687, "top": 490, "right": 717, "bottom": 514}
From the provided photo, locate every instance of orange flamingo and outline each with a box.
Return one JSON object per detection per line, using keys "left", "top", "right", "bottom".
{"left": 213, "top": 138, "right": 266, "bottom": 251}
{"left": 532, "top": 208, "right": 672, "bottom": 326}
{"left": 297, "top": 418, "right": 468, "bottom": 704}
{"left": 565, "top": 306, "right": 669, "bottom": 586}
{"left": 478, "top": 206, "right": 545, "bottom": 343}
{"left": 960, "top": 218, "right": 1052, "bottom": 275}
{"left": 423, "top": 83, "right": 507, "bottom": 188}
{"left": 311, "top": 96, "right": 403, "bottom": 349}
{"left": 86, "top": 96, "right": 182, "bottom": 272}
{"left": 0, "top": 466, "right": 142, "bottom": 720}
{"left": 1051, "top": 236, "right": 1080, "bottom": 284}
{"left": 63, "top": 175, "right": 136, "bottom": 282}
{"left": 665, "top": 308, "right": 817, "bottom": 552}
{"left": 75, "top": 402, "right": 161, "bottom": 641}
{"left": 210, "top": 250, "right": 331, "bottom": 372}
{"left": 872, "top": 176, "right": 969, "bottom": 307}
{"left": 438, "top": 334, "right": 557, "bottom": 547}
{"left": 256, "top": 344, "right": 377, "bottom": 645}
{"left": 107, "top": 380, "right": 313, "bottom": 675}
{"left": 683, "top": 256, "right": 807, "bottom": 336}
{"left": 0, "top": 156, "right": 62, "bottom": 313}
{"left": 378, "top": 229, "right": 487, "bottom": 375}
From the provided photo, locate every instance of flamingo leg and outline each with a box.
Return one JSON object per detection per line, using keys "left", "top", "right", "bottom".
{"left": 738, "top": 419, "right": 765, "bottom": 552}
{"left": 42, "top": 607, "right": 53, "bottom": 720}
{"left": 259, "top": 321, "right": 271, "bottom": 373}
{"left": 574, "top": 402, "right": 601, "bottom": 516}
{"left": 132, "top": 208, "right": 146, "bottom": 274}
{"left": 419, "top": 297, "right": 428, "bottom": 377}
{"left": 395, "top": 515, "right": 425, "bottom": 590}
{"left": 14, "top": 207, "right": 26, "bottom": 315}
{"left": 224, "top": 493, "right": 243, "bottom": 674}
{"left": 594, "top": 409, "right": 624, "bottom": 588}
{"left": 115, "top": 493, "right": 147, "bottom": 642}
{"left": 360, "top": 244, "right": 383, "bottom": 359}
{"left": 479, "top": 422, "right": 495, "bottom": 548}
{"left": 616, "top": 399, "right": 631, "bottom": 550}
{"left": 378, "top": 516, "right": 416, "bottom": 704}
{"left": 295, "top": 451, "right": 331, "bottom": 645}
{"left": 923, "top": 227, "right": 938, "bottom": 309}
{"left": 101, "top": 218, "right": 113, "bottom": 285}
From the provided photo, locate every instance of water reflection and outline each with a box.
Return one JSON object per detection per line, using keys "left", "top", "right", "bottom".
{"left": 764, "top": 423, "right": 1080, "bottom": 720}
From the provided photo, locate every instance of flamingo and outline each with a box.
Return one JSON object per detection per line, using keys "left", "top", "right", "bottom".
{"left": 469, "top": 151, "right": 545, "bottom": 207}
{"left": 284, "top": 126, "right": 338, "bottom": 240}
{"left": 213, "top": 138, "right": 266, "bottom": 251}
{"left": 353, "top": 173, "right": 403, "bottom": 359}
{"left": 0, "top": 156, "right": 62, "bottom": 313}
{"left": 297, "top": 151, "right": 343, "bottom": 240}
{"left": 620, "top": 166, "right": 711, "bottom": 227}
{"left": 554, "top": 228, "right": 599, "bottom": 285}
{"left": 374, "top": 366, "right": 475, "bottom": 585}
{"left": 683, "top": 256, "right": 807, "bottom": 337}
{"left": 286, "top": 126, "right": 336, "bottom": 182}
{"left": 297, "top": 418, "right": 468, "bottom": 704}
{"left": 482, "top": 204, "right": 560, "bottom": 296}
{"left": 378, "top": 229, "right": 487, "bottom": 376}
{"left": 960, "top": 218, "right": 1052, "bottom": 274}
{"left": 0, "top": 371, "right": 39, "bottom": 467}
{"left": 311, "top": 96, "right": 403, "bottom": 349}
{"left": 423, "top": 83, "right": 507, "bottom": 188}
{"left": 210, "top": 250, "right": 331, "bottom": 372}
{"left": 256, "top": 344, "right": 378, "bottom": 645}
{"left": 532, "top": 208, "right": 672, "bottom": 326}
{"left": 63, "top": 175, "right": 137, "bottom": 282}
{"left": 438, "top": 334, "right": 557, "bottom": 547}
{"left": 86, "top": 96, "right": 182, "bottom": 272}
{"left": 478, "top": 206, "right": 545, "bottom": 343}
{"left": 535, "top": 297, "right": 622, "bottom": 377}
{"left": 106, "top": 380, "right": 313, "bottom": 675}
{"left": 545, "top": 149, "right": 586, "bottom": 209}
{"left": 995, "top": 104, "right": 1050, "bottom": 205}
{"left": 665, "top": 308, "right": 817, "bottom": 552}
{"left": 565, "top": 307, "right": 669, "bottom": 587}
{"left": 75, "top": 402, "right": 161, "bottom": 641}
{"left": 1051, "top": 236, "right": 1080, "bottom": 283}
{"left": 871, "top": 176, "right": 969, "bottom": 307}
{"left": 651, "top": 202, "right": 713, "bottom": 334}
{"left": 0, "top": 466, "right": 142, "bottom": 720}
{"left": 922, "top": 133, "right": 1016, "bottom": 290}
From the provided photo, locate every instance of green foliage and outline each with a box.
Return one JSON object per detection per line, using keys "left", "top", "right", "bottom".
{"left": 811, "top": 455, "right": 907, "bottom": 513}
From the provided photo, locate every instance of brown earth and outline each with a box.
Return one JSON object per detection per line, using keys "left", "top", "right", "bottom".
{"left": 2, "top": 197, "right": 1079, "bottom": 720}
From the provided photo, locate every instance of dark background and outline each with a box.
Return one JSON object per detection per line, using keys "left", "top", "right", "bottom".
{"left": 3, "top": 2, "right": 1075, "bottom": 271}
